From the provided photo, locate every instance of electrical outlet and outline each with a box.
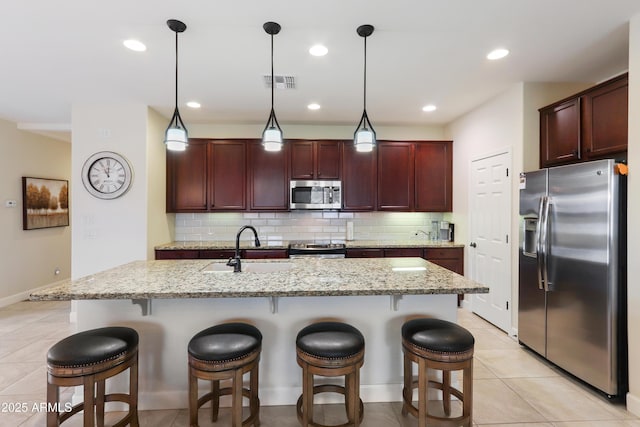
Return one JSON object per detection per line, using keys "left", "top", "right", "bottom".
{"left": 5, "top": 200, "right": 17, "bottom": 208}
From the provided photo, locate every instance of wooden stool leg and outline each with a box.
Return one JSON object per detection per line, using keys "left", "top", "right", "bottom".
{"left": 47, "top": 378, "right": 59, "bottom": 427}
{"left": 211, "top": 379, "right": 220, "bottom": 422}
{"left": 250, "top": 363, "right": 260, "bottom": 426}
{"left": 130, "top": 356, "right": 139, "bottom": 427}
{"left": 302, "top": 365, "right": 314, "bottom": 427}
{"left": 231, "top": 368, "right": 244, "bottom": 427}
{"left": 402, "top": 352, "right": 412, "bottom": 416}
{"left": 83, "top": 375, "right": 96, "bottom": 427}
{"left": 417, "top": 358, "right": 427, "bottom": 427}
{"left": 96, "top": 379, "right": 105, "bottom": 427}
{"left": 442, "top": 370, "right": 451, "bottom": 416}
{"left": 353, "top": 367, "right": 361, "bottom": 427}
{"left": 463, "top": 362, "right": 473, "bottom": 426}
{"left": 188, "top": 368, "right": 198, "bottom": 427}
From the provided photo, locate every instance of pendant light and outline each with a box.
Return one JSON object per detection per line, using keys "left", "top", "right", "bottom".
{"left": 164, "top": 19, "right": 188, "bottom": 151}
{"left": 354, "top": 24, "right": 376, "bottom": 153}
{"left": 262, "top": 21, "right": 283, "bottom": 152}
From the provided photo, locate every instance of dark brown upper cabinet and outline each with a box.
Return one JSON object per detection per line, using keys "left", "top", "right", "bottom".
{"left": 415, "top": 141, "right": 452, "bottom": 212}
{"left": 540, "top": 73, "right": 628, "bottom": 168}
{"left": 376, "top": 141, "right": 453, "bottom": 212}
{"left": 248, "top": 141, "right": 290, "bottom": 211}
{"left": 377, "top": 142, "right": 415, "bottom": 211}
{"left": 342, "top": 142, "right": 377, "bottom": 211}
{"left": 166, "top": 139, "right": 208, "bottom": 212}
{"left": 209, "top": 141, "right": 247, "bottom": 210}
{"left": 291, "top": 140, "right": 342, "bottom": 180}
{"left": 166, "top": 139, "right": 246, "bottom": 212}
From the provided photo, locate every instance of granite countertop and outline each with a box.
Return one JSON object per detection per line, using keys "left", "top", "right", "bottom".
{"left": 30, "top": 257, "right": 488, "bottom": 301}
{"left": 155, "top": 240, "right": 463, "bottom": 250}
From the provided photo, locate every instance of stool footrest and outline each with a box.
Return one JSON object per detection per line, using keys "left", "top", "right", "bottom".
{"left": 296, "top": 384, "right": 364, "bottom": 427}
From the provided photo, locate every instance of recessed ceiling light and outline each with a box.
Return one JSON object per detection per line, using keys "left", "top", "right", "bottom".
{"left": 186, "top": 101, "right": 201, "bottom": 109}
{"left": 123, "top": 39, "right": 146, "bottom": 52}
{"left": 487, "top": 48, "right": 509, "bottom": 60}
{"left": 422, "top": 105, "right": 437, "bottom": 112}
{"left": 307, "top": 103, "right": 321, "bottom": 110}
{"left": 309, "top": 44, "right": 328, "bottom": 57}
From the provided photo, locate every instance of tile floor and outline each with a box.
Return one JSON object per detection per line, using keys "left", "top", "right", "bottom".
{"left": 0, "top": 300, "right": 638, "bottom": 426}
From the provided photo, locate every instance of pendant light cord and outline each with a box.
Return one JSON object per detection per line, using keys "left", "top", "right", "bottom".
{"left": 363, "top": 36, "right": 367, "bottom": 111}
{"left": 270, "top": 33, "right": 275, "bottom": 122}
{"left": 175, "top": 31, "right": 179, "bottom": 113}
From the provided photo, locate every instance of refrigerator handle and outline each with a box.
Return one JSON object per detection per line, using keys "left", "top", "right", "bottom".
{"left": 535, "top": 197, "right": 545, "bottom": 290}
{"left": 541, "top": 196, "right": 551, "bottom": 291}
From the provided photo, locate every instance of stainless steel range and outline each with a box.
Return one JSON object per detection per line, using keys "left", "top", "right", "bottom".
{"left": 288, "top": 242, "right": 346, "bottom": 258}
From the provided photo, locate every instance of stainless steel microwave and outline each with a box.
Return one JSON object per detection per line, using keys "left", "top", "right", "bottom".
{"left": 290, "top": 180, "right": 342, "bottom": 210}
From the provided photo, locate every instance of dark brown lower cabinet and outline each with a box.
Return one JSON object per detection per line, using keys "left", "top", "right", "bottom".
{"left": 155, "top": 250, "right": 200, "bottom": 260}
{"left": 244, "top": 249, "right": 288, "bottom": 259}
{"left": 384, "top": 248, "right": 423, "bottom": 257}
{"left": 345, "top": 248, "right": 384, "bottom": 258}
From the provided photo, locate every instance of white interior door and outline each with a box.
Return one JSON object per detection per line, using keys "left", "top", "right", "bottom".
{"left": 469, "top": 151, "right": 511, "bottom": 332}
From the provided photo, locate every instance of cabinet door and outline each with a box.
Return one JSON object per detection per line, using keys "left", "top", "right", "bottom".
{"left": 199, "top": 250, "right": 235, "bottom": 259}
{"left": 209, "top": 141, "right": 246, "bottom": 210}
{"left": 540, "top": 99, "right": 581, "bottom": 167}
{"left": 384, "top": 248, "right": 423, "bottom": 257}
{"left": 248, "top": 142, "right": 289, "bottom": 210}
{"left": 155, "top": 250, "right": 200, "bottom": 260}
{"left": 342, "top": 143, "right": 377, "bottom": 211}
{"left": 377, "top": 142, "right": 414, "bottom": 211}
{"left": 290, "top": 141, "right": 314, "bottom": 179}
{"left": 424, "top": 247, "right": 464, "bottom": 274}
{"left": 166, "top": 140, "right": 208, "bottom": 212}
{"left": 582, "top": 75, "right": 628, "bottom": 159}
{"left": 415, "top": 142, "right": 452, "bottom": 212}
{"left": 345, "top": 248, "right": 384, "bottom": 258}
{"left": 244, "top": 249, "right": 288, "bottom": 259}
{"left": 316, "top": 141, "right": 341, "bottom": 179}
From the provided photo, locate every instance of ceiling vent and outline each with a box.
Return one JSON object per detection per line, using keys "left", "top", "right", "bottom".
{"left": 263, "top": 75, "right": 296, "bottom": 89}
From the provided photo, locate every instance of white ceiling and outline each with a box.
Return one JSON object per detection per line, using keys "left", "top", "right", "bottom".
{"left": 3, "top": 0, "right": 640, "bottom": 142}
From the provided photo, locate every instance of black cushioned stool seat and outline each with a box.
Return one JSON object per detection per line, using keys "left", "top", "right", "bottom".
{"left": 46, "top": 326, "right": 139, "bottom": 427}
{"left": 401, "top": 318, "right": 474, "bottom": 427}
{"left": 188, "top": 322, "right": 262, "bottom": 427}
{"left": 296, "top": 321, "right": 365, "bottom": 427}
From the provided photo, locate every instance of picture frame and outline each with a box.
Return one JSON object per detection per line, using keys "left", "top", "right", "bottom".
{"left": 22, "top": 177, "right": 69, "bottom": 230}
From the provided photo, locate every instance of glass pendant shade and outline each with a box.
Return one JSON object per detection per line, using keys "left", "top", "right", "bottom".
{"left": 262, "top": 22, "right": 283, "bottom": 152}
{"left": 354, "top": 109, "right": 376, "bottom": 153}
{"left": 165, "top": 107, "right": 188, "bottom": 151}
{"left": 165, "top": 19, "right": 188, "bottom": 152}
{"left": 354, "top": 25, "right": 375, "bottom": 153}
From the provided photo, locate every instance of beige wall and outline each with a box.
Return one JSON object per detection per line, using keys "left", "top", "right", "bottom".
{"left": 444, "top": 81, "right": 597, "bottom": 331}
{"left": 0, "top": 118, "right": 71, "bottom": 304}
{"left": 189, "top": 123, "right": 446, "bottom": 141}
{"left": 146, "top": 108, "right": 174, "bottom": 259}
{"left": 626, "top": 13, "right": 640, "bottom": 416}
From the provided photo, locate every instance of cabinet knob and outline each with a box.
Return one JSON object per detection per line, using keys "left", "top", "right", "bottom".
{"left": 470, "top": 242, "right": 477, "bottom": 248}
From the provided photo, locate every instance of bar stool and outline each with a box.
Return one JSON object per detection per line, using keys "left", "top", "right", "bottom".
{"left": 46, "top": 326, "right": 139, "bottom": 427}
{"left": 296, "top": 321, "right": 365, "bottom": 427}
{"left": 401, "top": 318, "right": 474, "bottom": 427}
{"left": 188, "top": 322, "right": 262, "bottom": 427}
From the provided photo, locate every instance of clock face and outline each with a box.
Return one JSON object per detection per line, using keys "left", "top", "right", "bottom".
{"left": 81, "top": 151, "right": 133, "bottom": 199}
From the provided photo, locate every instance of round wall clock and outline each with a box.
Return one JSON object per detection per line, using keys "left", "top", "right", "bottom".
{"left": 81, "top": 151, "right": 133, "bottom": 199}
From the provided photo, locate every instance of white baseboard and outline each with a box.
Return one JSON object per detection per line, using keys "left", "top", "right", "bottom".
{"left": 0, "top": 281, "right": 60, "bottom": 308}
{"left": 627, "top": 392, "right": 640, "bottom": 417}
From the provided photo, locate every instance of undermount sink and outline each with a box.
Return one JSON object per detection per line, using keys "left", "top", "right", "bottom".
{"left": 202, "top": 261, "right": 294, "bottom": 274}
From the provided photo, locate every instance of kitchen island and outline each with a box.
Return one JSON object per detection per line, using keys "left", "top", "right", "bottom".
{"left": 31, "top": 257, "right": 488, "bottom": 410}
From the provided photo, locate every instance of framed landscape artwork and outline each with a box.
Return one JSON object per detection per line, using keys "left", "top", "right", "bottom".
{"left": 22, "top": 177, "right": 69, "bottom": 230}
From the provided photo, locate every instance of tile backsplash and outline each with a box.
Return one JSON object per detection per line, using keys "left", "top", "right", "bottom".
{"left": 175, "top": 211, "right": 446, "bottom": 244}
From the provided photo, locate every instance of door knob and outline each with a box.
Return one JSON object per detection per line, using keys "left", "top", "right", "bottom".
{"left": 470, "top": 242, "right": 477, "bottom": 248}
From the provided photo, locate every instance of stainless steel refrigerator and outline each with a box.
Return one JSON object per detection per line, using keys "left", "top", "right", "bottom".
{"left": 518, "top": 159, "right": 627, "bottom": 398}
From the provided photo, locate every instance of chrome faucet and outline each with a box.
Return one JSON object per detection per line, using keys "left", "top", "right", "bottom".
{"left": 415, "top": 229, "right": 430, "bottom": 238}
{"left": 227, "top": 225, "right": 261, "bottom": 273}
